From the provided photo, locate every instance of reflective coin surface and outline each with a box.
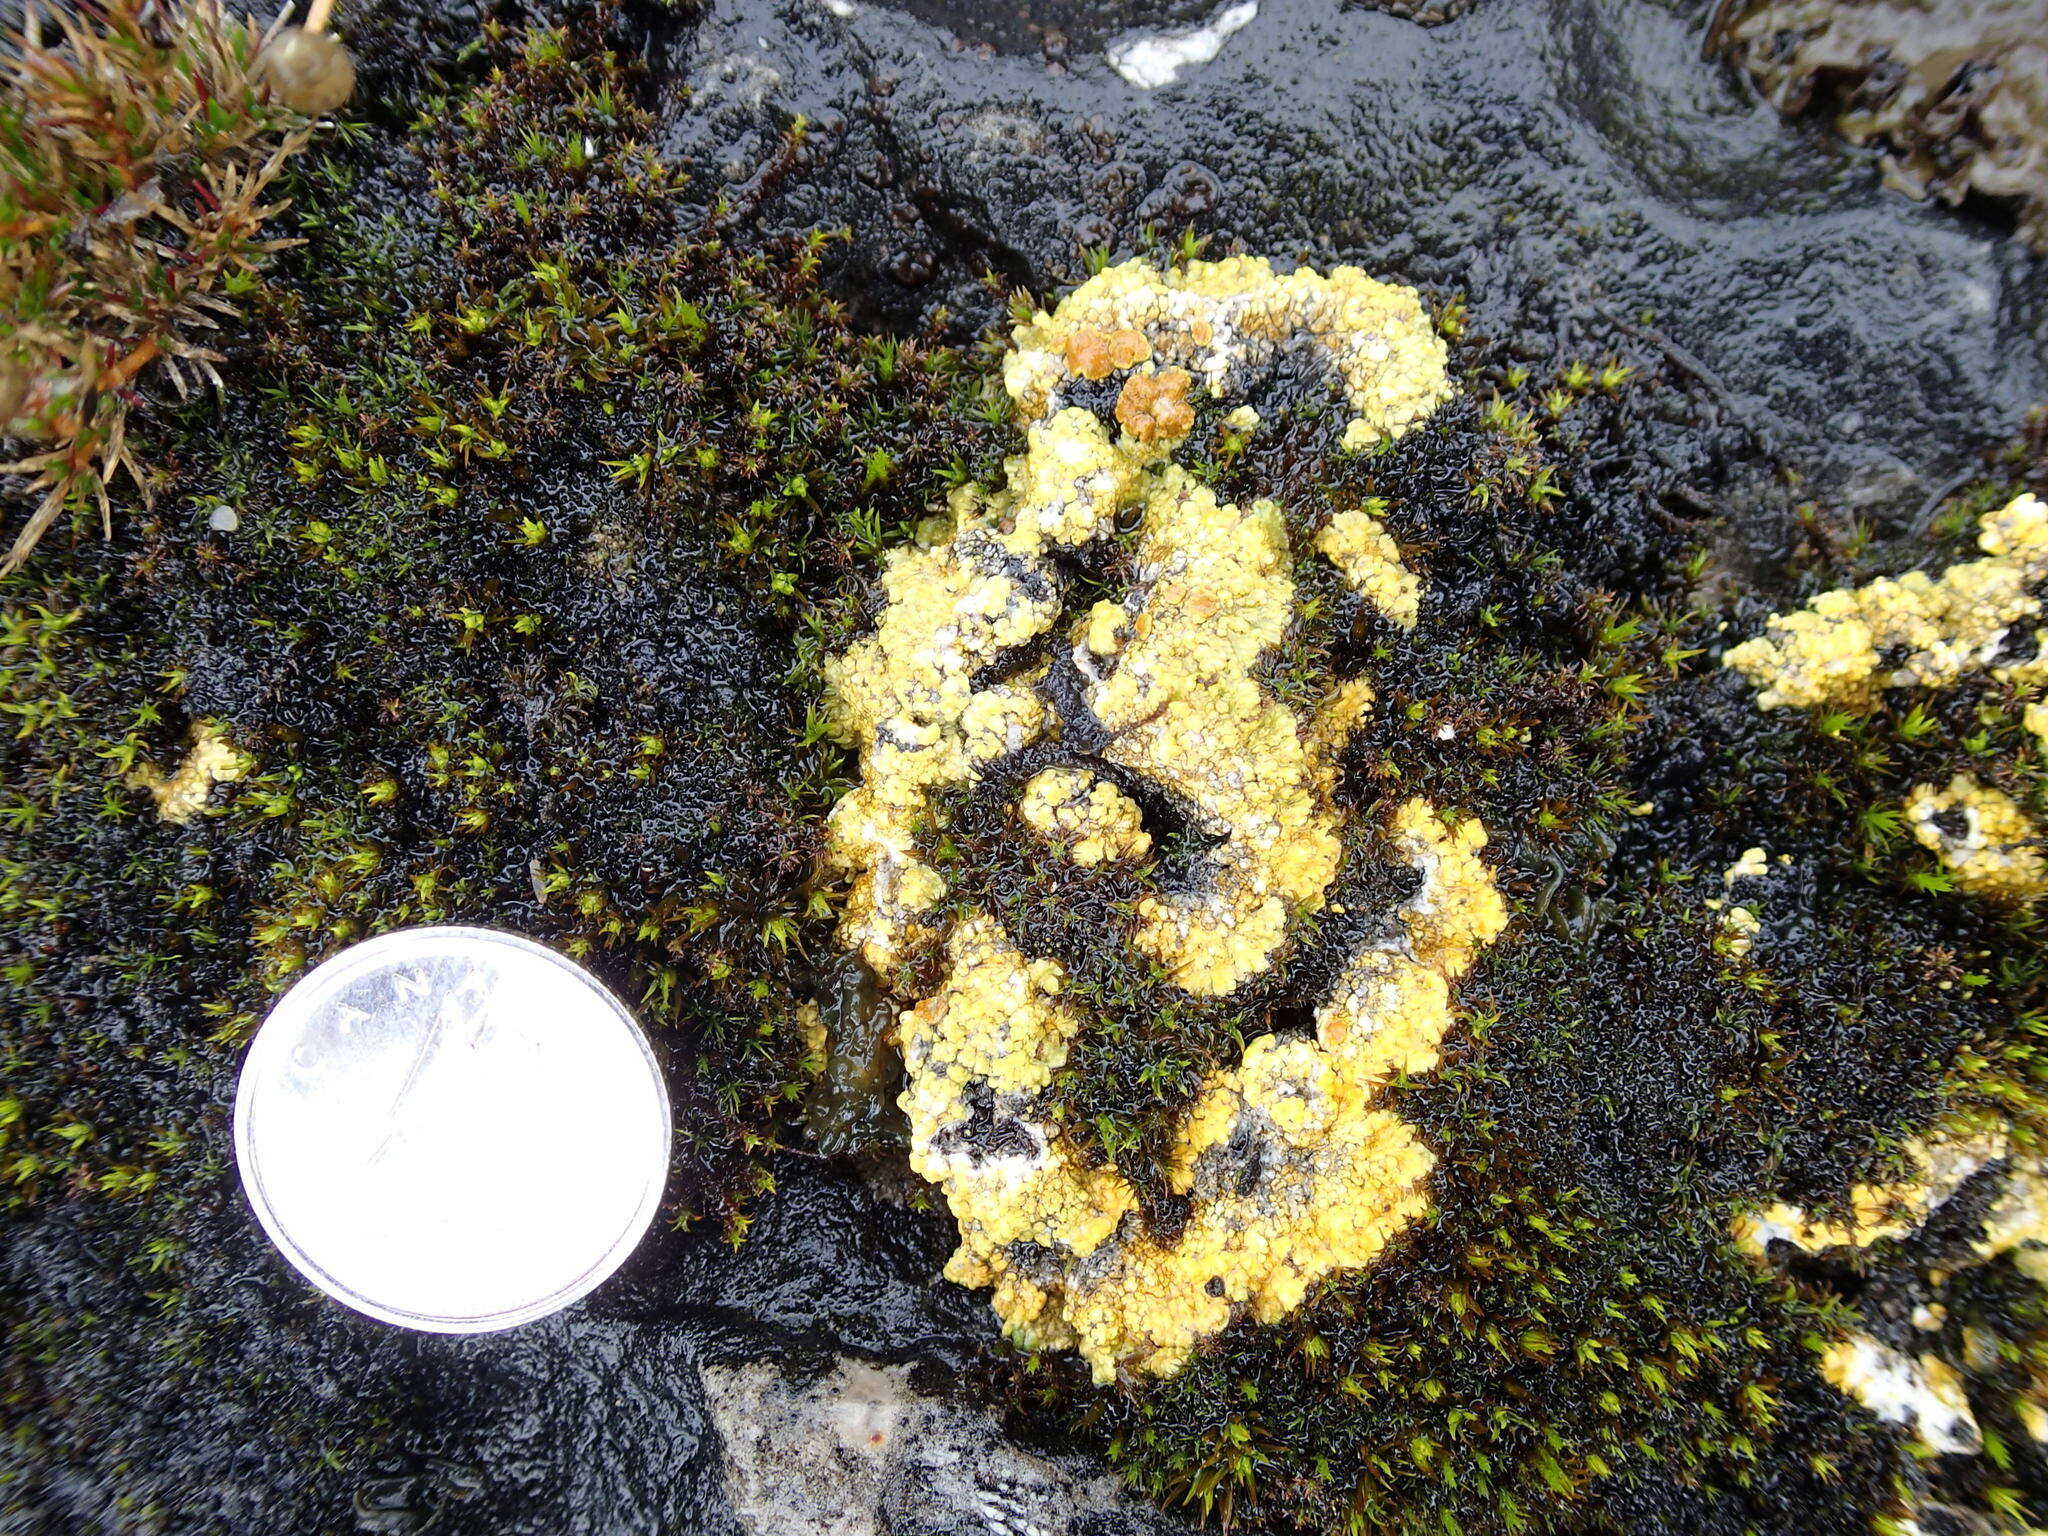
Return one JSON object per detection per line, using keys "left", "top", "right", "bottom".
{"left": 234, "top": 926, "right": 670, "bottom": 1331}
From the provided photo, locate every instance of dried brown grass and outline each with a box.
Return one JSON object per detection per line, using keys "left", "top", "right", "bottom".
{"left": 1, "top": 0, "right": 343, "bottom": 572}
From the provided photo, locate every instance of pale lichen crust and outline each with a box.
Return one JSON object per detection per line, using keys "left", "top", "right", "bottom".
{"left": 822, "top": 259, "right": 1502, "bottom": 1383}
{"left": 1018, "top": 767, "right": 1151, "bottom": 867}
{"left": 131, "top": 719, "right": 252, "bottom": 824}
{"left": 1316, "top": 503, "right": 1421, "bottom": 630}
{"left": 1905, "top": 774, "right": 2048, "bottom": 903}
{"left": 1734, "top": 1126, "right": 2048, "bottom": 1461}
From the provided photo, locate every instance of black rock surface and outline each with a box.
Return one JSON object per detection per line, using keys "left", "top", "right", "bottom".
{"left": 661, "top": 0, "right": 2045, "bottom": 534}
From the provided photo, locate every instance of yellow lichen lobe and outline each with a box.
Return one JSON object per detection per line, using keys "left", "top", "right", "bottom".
{"left": 819, "top": 408, "right": 1152, "bottom": 974}
{"left": 1040, "top": 1035, "right": 1436, "bottom": 1378}
{"left": 1731, "top": 1130, "right": 2009, "bottom": 1256}
{"left": 1905, "top": 774, "right": 2048, "bottom": 903}
{"left": 1740, "top": 1126, "right": 2048, "bottom": 1467}
{"left": 894, "top": 797, "right": 1505, "bottom": 1384}
{"left": 897, "top": 917, "right": 1135, "bottom": 1265}
{"left": 1307, "top": 677, "right": 1377, "bottom": 793}
{"left": 1019, "top": 766, "right": 1152, "bottom": 867}
{"left": 1314, "top": 802, "right": 1506, "bottom": 1074}
{"left": 1092, "top": 474, "right": 1337, "bottom": 997}
{"left": 1724, "top": 491, "right": 2048, "bottom": 711}
{"left": 132, "top": 720, "right": 251, "bottom": 824}
{"left": 1006, "top": 256, "right": 1450, "bottom": 450}
{"left": 1316, "top": 505, "right": 1422, "bottom": 629}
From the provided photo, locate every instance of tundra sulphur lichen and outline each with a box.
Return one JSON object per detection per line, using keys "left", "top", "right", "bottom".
{"left": 821, "top": 258, "right": 1504, "bottom": 1381}
{"left": 1726, "top": 491, "right": 2048, "bottom": 903}
{"left": 1723, "top": 492, "right": 2048, "bottom": 713}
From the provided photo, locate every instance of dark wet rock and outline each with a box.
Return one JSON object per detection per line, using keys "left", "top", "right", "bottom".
{"left": 883, "top": 0, "right": 1219, "bottom": 58}
{"left": 1717, "top": 0, "right": 2048, "bottom": 252}
{"left": 701, "top": 1355, "right": 1186, "bottom": 1535}
{"left": 0, "top": 1157, "right": 991, "bottom": 1534}
{"left": 1345, "top": 0, "right": 1480, "bottom": 19}
{"left": 658, "top": 0, "right": 2046, "bottom": 534}
{"left": 611, "top": 1155, "right": 1000, "bottom": 1369}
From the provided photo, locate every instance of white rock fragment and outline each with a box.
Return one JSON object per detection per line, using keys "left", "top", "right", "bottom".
{"left": 700, "top": 1356, "right": 1165, "bottom": 1536}
{"left": 1821, "top": 1335, "right": 1981, "bottom": 1455}
{"left": 208, "top": 504, "right": 240, "bottom": 532}
{"left": 1105, "top": 1, "right": 1257, "bottom": 90}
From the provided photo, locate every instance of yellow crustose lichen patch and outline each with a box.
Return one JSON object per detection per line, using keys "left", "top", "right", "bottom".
{"left": 1724, "top": 491, "right": 2048, "bottom": 711}
{"left": 1004, "top": 256, "right": 1451, "bottom": 453}
{"left": 1731, "top": 1131, "right": 2010, "bottom": 1258}
{"left": 132, "top": 719, "right": 252, "bottom": 825}
{"left": 824, "top": 258, "right": 1495, "bottom": 1383}
{"left": 1316, "top": 504, "right": 1422, "bottom": 629}
{"left": 1735, "top": 1126, "right": 2048, "bottom": 1458}
{"left": 1725, "top": 491, "right": 2048, "bottom": 907}
{"left": 1018, "top": 767, "right": 1152, "bottom": 867}
{"left": 1904, "top": 774, "right": 2048, "bottom": 903}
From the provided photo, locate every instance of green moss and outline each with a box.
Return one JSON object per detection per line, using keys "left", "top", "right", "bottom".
{"left": 0, "top": 8, "right": 999, "bottom": 1229}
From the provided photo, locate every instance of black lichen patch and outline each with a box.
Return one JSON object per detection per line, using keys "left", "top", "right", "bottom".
{"left": 1587, "top": 419, "right": 2048, "bottom": 1534}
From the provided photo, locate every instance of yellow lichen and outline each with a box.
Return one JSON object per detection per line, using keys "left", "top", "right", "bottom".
{"left": 1724, "top": 491, "right": 2048, "bottom": 711}
{"left": 1018, "top": 767, "right": 1152, "bottom": 867}
{"left": 1738, "top": 1126, "right": 2048, "bottom": 1463}
{"left": 1731, "top": 1130, "right": 2010, "bottom": 1256}
{"left": 1316, "top": 505, "right": 1422, "bottom": 629}
{"left": 896, "top": 801, "right": 1499, "bottom": 1382}
{"left": 1307, "top": 677, "right": 1378, "bottom": 794}
{"left": 1095, "top": 479, "right": 1335, "bottom": 998}
{"left": 131, "top": 719, "right": 251, "bottom": 824}
{"left": 1905, "top": 774, "right": 2048, "bottom": 903}
{"left": 2025, "top": 699, "right": 2048, "bottom": 747}
{"left": 1724, "top": 846, "right": 1769, "bottom": 885}
{"left": 823, "top": 256, "right": 1479, "bottom": 1383}
{"left": 796, "top": 1000, "right": 827, "bottom": 1067}
{"left": 1004, "top": 256, "right": 1452, "bottom": 452}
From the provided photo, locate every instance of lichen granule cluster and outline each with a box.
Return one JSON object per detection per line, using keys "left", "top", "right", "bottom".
{"left": 820, "top": 258, "right": 1505, "bottom": 1381}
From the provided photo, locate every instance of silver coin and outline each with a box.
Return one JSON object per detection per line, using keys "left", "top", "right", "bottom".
{"left": 234, "top": 926, "right": 670, "bottom": 1332}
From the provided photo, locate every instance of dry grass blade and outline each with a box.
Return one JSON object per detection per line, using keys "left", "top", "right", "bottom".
{"left": 1, "top": 1, "right": 346, "bottom": 573}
